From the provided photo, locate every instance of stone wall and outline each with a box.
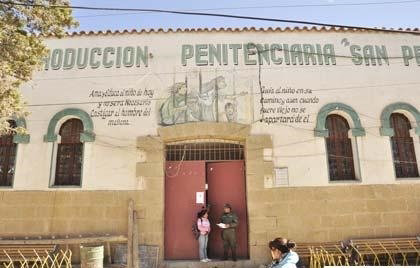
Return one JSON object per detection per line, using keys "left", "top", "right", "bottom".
{"left": 0, "top": 184, "right": 419, "bottom": 263}
{"left": 246, "top": 183, "right": 420, "bottom": 261}
{"left": 245, "top": 134, "right": 420, "bottom": 261}
{"left": 0, "top": 190, "right": 162, "bottom": 262}
{"left": 1, "top": 122, "right": 419, "bottom": 264}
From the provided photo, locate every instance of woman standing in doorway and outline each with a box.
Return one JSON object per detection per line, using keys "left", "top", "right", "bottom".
{"left": 197, "top": 209, "right": 211, "bottom": 262}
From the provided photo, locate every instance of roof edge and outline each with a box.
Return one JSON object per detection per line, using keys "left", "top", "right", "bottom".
{"left": 41, "top": 26, "right": 420, "bottom": 38}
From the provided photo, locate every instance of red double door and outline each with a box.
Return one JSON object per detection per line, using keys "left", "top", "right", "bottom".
{"left": 164, "top": 161, "right": 248, "bottom": 260}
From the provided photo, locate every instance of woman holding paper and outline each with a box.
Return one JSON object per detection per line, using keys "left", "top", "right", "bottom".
{"left": 220, "top": 203, "right": 239, "bottom": 261}
{"left": 197, "top": 209, "right": 211, "bottom": 262}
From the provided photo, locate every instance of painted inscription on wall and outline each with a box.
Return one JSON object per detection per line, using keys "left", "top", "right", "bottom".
{"left": 260, "top": 86, "right": 319, "bottom": 125}
{"left": 39, "top": 38, "right": 419, "bottom": 128}
{"left": 181, "top": 43, "right": 420, "bottom": 67}
{"left": 181, "top": 43, "right": 336, "bottom": 66}
{"left": 43, "top": 46, "right": 149, "bottom": 70}
{"left": 42, "top": 41, "right": 420, "bottom": 70}
{"left": 88, "top": 88, "right": 154, "bottom": 126}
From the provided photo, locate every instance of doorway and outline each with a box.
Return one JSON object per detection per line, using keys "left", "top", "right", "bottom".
{"left": 164, "top": 141, "right": 249, "bottom": 260}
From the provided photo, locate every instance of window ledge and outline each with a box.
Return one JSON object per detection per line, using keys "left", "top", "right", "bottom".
{"left": 328, "top": 179, "right": 362, "bottom": 184}
{"left": 396, "top": 177, "right": 420, "bottom": 182}
{"left": 50, "top": 185, "right": 82, "bottom": 189}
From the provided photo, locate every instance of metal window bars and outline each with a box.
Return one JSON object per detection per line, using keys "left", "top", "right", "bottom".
{"left": 165, "top": 139, "right": 244, "bottom": 161}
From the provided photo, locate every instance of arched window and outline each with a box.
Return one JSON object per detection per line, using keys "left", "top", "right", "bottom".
{"left": 390, "top": 113, "right": 419, "bottom": 178}
{"left": 54, "top": 119, "right": 84, "bottom": 186}
{"left": 0, "top": 121, "right": 17, "bottom": 187}
{"left": 325, "top": 115, "right": 356, "bottom": 181}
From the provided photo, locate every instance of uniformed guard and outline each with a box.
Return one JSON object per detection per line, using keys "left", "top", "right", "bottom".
{"left": 220, "top": 203, "right": 238, "bottom": 261}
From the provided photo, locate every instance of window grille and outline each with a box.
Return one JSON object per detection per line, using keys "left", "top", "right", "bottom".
{"left": 54, "top": 119, "right": 83, "bottom": 186}
{"left": 390, "top": 113, "right": 419, "bottom": 178}
{"left": 0, "top": 121, "right": 17, "bottom": 186}
{"left": 165, "top": 140, "right": 244, "bottom": 161}
{"left": 325, "top": 114, "right": 356, "bottom": 181}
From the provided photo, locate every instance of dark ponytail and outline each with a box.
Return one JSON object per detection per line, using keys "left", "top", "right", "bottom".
{"left": 268, "top": 240, "right": 290, "bottom": 254}
{"left": 271, "top": 237, "right": 297, "bottom": 252}
{"left": 286, "top": 240, "right": 296, "bottom": 250}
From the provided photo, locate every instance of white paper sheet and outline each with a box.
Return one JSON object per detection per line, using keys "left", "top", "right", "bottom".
{"left": 217, "top": 223, "right": 228, "bottom": 228}
{"left": 196, "top": 192, "right": 204, "bottom": 204}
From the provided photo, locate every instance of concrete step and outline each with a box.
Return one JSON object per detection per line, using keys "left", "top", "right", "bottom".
{"left": 161, "top": 260, "right": 260, "bottom": 268}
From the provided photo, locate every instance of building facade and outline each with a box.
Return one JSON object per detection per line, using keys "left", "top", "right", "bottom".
{"left": 1, "top": 27, "right": 420, "bottom": 263}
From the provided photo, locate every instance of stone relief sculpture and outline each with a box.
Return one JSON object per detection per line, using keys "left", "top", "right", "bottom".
{"left": 224, "top": 102, "right": 237, "bottom": 122}
{"left": 159, "top": 75, "right": 232, "bottom": 126}
{"left": 159, "top": 82, "right": 189, "bottom": 125}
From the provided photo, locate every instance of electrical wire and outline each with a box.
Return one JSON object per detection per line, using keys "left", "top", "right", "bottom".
{"left": 27, "top": 47, "right": 420, "bottom": 105}
{"left": 74, "top": 0, "right": 420, "bottom": 19}
{"left": 33, "top": 40, "right": 417, "bottom": 83}
{"left": 31, "top": 58, "right": 418, "bottom": 82}
{"left": 25, "top": 105, "right": 420, "bottom": 138}
{"left": 165, "top": 144, "right": 187, "bottom": 178}
{"left": 77, "top": 135, "right": 420, "bottom": 165}
{"left": 1, "top": 1, "right": 419, "bottom": 35}
{"left": 3, "top": 1, "right": 419, "bottom": 150}
{"left": 12, "top": 117, "right": 418, "bottom": 168}
{"left": 25, "top": 78, "right": 420, "bottom": 107}
{"left": 3, "top": 1, "right": 415, "bottom": 165}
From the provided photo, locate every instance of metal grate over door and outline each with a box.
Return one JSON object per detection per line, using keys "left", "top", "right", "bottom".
{"left": 165, "top": 140, "right": 244, "bottom": 161}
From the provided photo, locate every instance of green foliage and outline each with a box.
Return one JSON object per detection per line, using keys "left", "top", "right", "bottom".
{"left": 0, "top": 1, "right": 77, "bottom": 134}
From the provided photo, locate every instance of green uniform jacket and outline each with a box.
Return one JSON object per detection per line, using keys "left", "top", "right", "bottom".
{"left": 220, "top": 212, "right": 239, "bottom": 228}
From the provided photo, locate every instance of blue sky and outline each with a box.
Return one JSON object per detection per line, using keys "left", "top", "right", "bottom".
{"left": 71, "top": 0, "right": 420, "bottom": 32}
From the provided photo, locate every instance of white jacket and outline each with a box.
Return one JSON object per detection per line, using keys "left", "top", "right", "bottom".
{"left": 269, "top": 251, "right": 299, "bottom": 268}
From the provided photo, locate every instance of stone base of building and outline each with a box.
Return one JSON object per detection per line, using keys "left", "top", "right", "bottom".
{"left": 160, "top": 260, "right": 258, "bottom": 268}
{"left": 1, "top": 183, "right": 419, "bottom": 263}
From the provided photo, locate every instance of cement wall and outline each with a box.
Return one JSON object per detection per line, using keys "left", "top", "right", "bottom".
{"left": 8, "top": 29, "right": 419, "bottom": 191}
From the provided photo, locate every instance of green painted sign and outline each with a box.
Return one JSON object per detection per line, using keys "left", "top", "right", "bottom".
{"left": 181, "top": 43, "right": 337, "bottom": 66}
{"left": 43, "top": 46, "right": 149, "bottom": 70}
{"left": 42, "top": 42, "right": 420, "bottom": 70}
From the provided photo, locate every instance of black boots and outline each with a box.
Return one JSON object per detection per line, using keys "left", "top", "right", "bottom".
{"left": 232, "top": 248, "right": 237, "bottom": 262}
{"left": 222, "top": 248, "right": 237, "bottom": 261}
{"left": 222, "top": 249, "right": 229, "bottom": 261}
